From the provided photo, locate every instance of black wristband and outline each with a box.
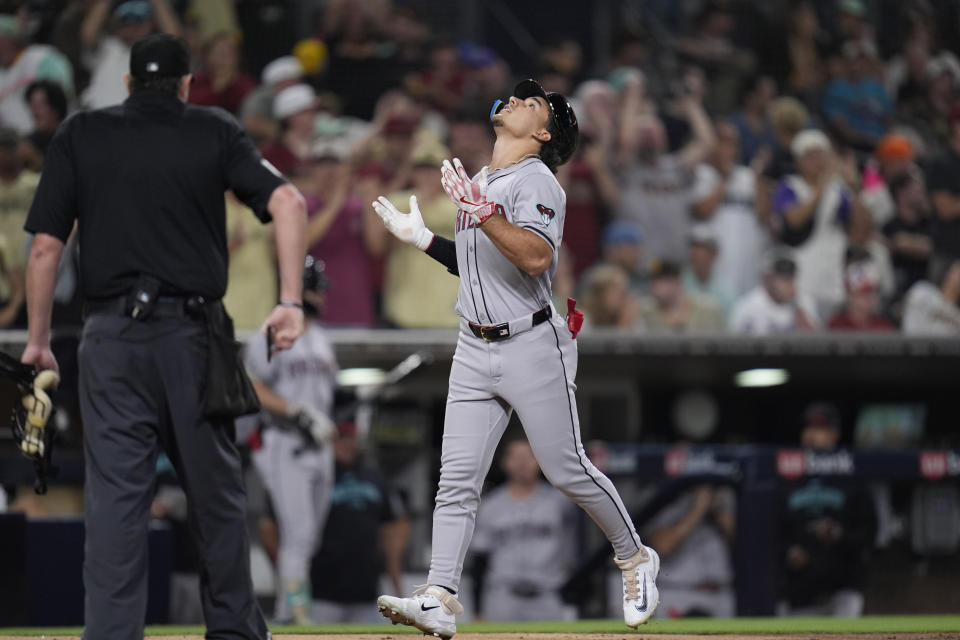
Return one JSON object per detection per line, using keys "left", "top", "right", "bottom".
{"left": 425, "top": 234, "right": 459, "bottom": 277}
{"left": 278, "top": 300, "right": 304, "bottom": 310}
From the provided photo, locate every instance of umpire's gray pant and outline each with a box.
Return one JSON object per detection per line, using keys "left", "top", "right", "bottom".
{"left": 79, "top": 314, "right": 268, "bottom": 640}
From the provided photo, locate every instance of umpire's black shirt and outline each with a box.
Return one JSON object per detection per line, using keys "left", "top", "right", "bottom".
{"left": 25, "top": 89, "right": 286, "bottom": 300}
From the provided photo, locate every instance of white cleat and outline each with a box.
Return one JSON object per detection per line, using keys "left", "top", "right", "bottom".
{"left": 377, "top": 585, "right": 463, "bottom": 639}
{"left": 616, "top": 545, "right": 660, "bottom": 628}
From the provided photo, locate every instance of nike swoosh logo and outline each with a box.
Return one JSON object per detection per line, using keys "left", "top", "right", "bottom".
{"left": 634, "top": 574, "right": 648, "bottom": 613}
{"left": 421, "top": 604, "right": 440, "bottom": 612}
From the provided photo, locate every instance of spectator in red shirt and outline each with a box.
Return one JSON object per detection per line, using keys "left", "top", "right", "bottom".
{"left": 259, "top": 84, "right": 319, "bottom": 177}
{"left": 188, "top": 32, "right": 256, "bottom": 115}
{"left": 301, "top": 140, "right": 380, "bottom": 327}
{"left": 828, "top": 259, "right": 894, "bottom": 331}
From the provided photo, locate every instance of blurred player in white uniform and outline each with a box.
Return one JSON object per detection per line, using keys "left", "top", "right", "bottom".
{"left": 246, "top": 256, "right": 338, "bottom": 624}
{"left": 470, "top": 439, "right": 577, "bottom": 622}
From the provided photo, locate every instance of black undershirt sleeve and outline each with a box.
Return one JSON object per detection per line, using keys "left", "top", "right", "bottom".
{"left": 424, "top": 235, "right": 459, "bottom": 277}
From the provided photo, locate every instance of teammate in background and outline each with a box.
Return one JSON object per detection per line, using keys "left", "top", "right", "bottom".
{"left": 643, "top": 485, "right": 737, "bottom": 618}
{"left": 372, "top": 79, "right": 660, "bottom": 639}
{"left": 245, "top": 256, "right": 338, "bottom": 624}
{"left": 309, "top": 422, "right": 410, "bottom": 623}
{"left": 469, "top": 438, "right": 577, "bottom": 622}
{"left": 777, "top": 403, "right": 877, "bottom": 617}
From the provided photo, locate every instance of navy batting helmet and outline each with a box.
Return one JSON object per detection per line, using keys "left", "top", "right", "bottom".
{"left": 492, "top": 79, "right": 579, "bottom": 170}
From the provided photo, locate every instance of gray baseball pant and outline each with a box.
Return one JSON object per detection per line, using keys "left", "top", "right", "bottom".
{"left": 427, "top": 315, "right": 642, "bottom": 591}
{"left": 79, "top": 314, "right": 268, "bottom": 640}
{"left": 252, "top": 429, "right": 333, "bottom": 621}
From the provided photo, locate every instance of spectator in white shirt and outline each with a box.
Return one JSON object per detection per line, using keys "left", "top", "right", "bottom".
{"left": 692, "top": 120, "right": 769, "bottom": 298}
{"left": 80, "top": 0, "right": 181, "bottom": 109}
{"left": 902, "top": 260, "right": 960, "bottom": 335}
{"left": 772, "top": 129, "right": 871, "bottom": 321}
{"left": 729, "top": 249, "right": 820, "bottom": 335}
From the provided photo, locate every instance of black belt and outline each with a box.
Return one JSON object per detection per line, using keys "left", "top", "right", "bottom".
{"left": 83, "top": 295, "right": 207, "bottom": 320}
{"left": 468, "top": 306, "right": 551, "bottom": 342}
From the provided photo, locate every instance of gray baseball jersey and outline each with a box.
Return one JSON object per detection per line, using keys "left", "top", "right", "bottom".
{"left": 425, "top": 156, "right": 644, "bottom": 594}
{"left": 472, "top": 482, "right": 576, "bottom": 590}
{"left": 245, "top": 321, "right": 337, "bottom": 621}
{"left": 471, "top": 482, "right": 577, "bottom": 621}
{"left": 455, "top": 157, "right": 565, "bottom": 324}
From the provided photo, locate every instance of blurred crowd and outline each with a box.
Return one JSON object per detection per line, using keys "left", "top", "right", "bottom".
{"left": 1, "top": 0, "right": 960, "bottom": 337}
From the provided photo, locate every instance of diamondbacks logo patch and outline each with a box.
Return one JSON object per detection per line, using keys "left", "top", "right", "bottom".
{"left": 537, "top": 203, "right": 556, "bottom": 226}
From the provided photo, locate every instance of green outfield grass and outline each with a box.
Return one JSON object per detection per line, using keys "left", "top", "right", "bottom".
{"left": 2, "top": 615, "right": 960, "bottom": 636}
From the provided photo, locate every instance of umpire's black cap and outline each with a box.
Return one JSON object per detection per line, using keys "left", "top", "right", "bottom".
{"left": 129, "top": 33, "right": 191, "bottom": 81}
{"left": 512, "top": 78, "right": 579, "bottom": 166}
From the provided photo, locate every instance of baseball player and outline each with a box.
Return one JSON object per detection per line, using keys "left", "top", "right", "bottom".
{"left": 245, "top": 256, "right": 338, "bottom": 624}
{"left": 470, "top": 438, "right": 578, "bottom": 622}
{"left": 372, "top": 79, "right": 660, "bottom": 639}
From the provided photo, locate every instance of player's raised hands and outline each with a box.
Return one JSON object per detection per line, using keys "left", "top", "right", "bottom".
{"left": 371, "top": 195, "right": 435, "bottom": 250}
{"left": 441, "top": 157, "right": 496, "bottom": 225}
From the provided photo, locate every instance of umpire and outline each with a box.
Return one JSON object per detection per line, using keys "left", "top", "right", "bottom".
{"left": 21, "top": 34, "right": 307, "bottom": 640}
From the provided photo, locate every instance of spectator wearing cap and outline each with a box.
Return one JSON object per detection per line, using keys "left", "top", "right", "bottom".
{"left": 729, "top": 250, "right": 819, "bottom": 334}
{"left": 299, "top": 135, "right": 378, "bottom": 327}
{"left": 0, "top": 15, "right": 72, "bottom": 134}
{"left": 240, "top": 55, "right": 303, "bottom": 144}
{"left": 80, "top": 0, "right": 181, "bottom": 109}
{"left": 860, "top": 134, "right": 916, "bottom": 228}
{"left": 773, "top": 129, "right": 870, "bottom": 321}
{"left": 577, "top": 221, "right": 649, "bottom": 300}
{"left": 827, "top": 259, "right": 894, "bottom": 331}
{"left": 881, "top": 170, "right": 932, "bottom": 308}
{"left": 683, "top": 225, "right": 736, "bottom": 318}
{"left": 187, "top": 31, "right": 256, "bottom": 115}
{"left": 637, "top": 259, "right": 724, "bottom": 333}
{"left": 346, "top": 90, "right": 422, "bottom": 193}
{"left": 260, "top": 83, "right": 320, "bottom": 177}
{"left": 379, "top": 140, "right": 459, "bottom": 328}
{"left": 693, "top": 119, "right": 768, "bottom": 298}
{"left": 612, "top": 83, "right": 715, "bottom": 265}
{"left": 902, "top": 259, "right": 960, "bottom": 335}
{"left": 923, "top": 102, "right": 960, "bottom": 281}
{"left": 0, "top": 126, "right": 37, "bottom": 327}
{"left": 777, "top": 400, "right": 876, "bottom": 618}
{"left": 580, "top": 263, "right": 640, "bottom": 331}
{"left": 19, "top": 80, "right": 68, "bottom": 171}
{"left": 821, "top": 39, "right": 892, "bottom": 150}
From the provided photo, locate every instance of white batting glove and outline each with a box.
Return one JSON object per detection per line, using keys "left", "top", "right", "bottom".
{"left": 371, "top": 195, "right": 435, "bottom": 250}
{"left": 290, "top": 404, "right": 335, "bottom": 445}
{"left": 20, "top": 369, "right": 58, "bottom": 459}
{"left": 440, "top": 157, "right": 496, "bottom": 225}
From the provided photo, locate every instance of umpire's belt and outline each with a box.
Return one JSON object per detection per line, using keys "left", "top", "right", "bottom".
{"left": 468, "top": 305, "right": 552, "bottom": 342}
{"left": 83, "top": 295, "right": 205, "bottom": 320}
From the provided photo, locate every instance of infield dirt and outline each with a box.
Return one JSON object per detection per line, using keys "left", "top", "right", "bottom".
{"left": 3, "top": 634, "right": 959, "bottom": 640}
